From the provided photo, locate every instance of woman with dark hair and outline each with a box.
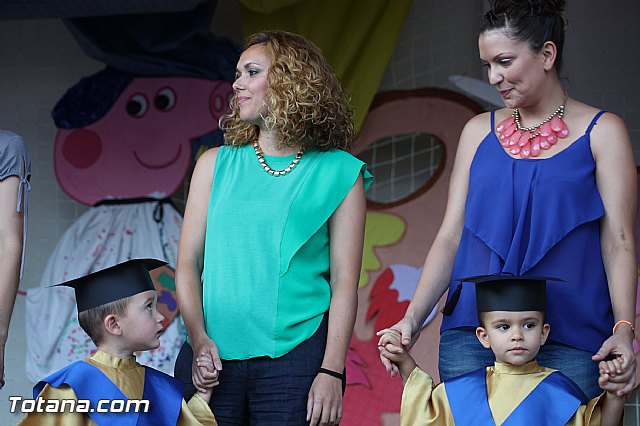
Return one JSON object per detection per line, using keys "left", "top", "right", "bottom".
{"left": 174, "top": 31, "right": 372, "bottom": 425}
{"left": 379, "top": 0, "right": 636, "bottom": 399}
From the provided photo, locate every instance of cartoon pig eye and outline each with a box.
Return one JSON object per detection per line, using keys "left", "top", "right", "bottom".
{"left": 127, "top": 94, "right": 148, "bottom": 117}
{"left": 154, "top": 88, "right": 176, "bottom": 111}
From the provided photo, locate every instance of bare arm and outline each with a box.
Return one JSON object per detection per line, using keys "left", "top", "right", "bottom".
{"left": 377, "top": 114, "right": 488, "bottom": 354}
{"left": 590, "top": 112, "right": 638, "bottom": 396}
{"left": 0, "top": 176, "right": 24, "bottom": 387}
{"left": 176, "top": 148, "right": 221, "bottom": 391}
{"left": 600, "top": 393, "right": 625, "bottom": 426}
{"left": 307, "top": 174, "right": 367, "bottom": 426}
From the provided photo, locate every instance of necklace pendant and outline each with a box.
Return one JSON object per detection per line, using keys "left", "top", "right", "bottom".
{"left": 496, "top": 115, "right": 515, "bottom": 133}
{"left": 539, "top": 121, "right": 553, "bottom": 137}
{"left": 539, "top": 137, "right": 550, "bottom": 150}
{"left": 530, "top": 137, "right": 541, "bottom": 157}
{"left": 550, "top": 116, "right": 569, "bottom": 138}
{"left": 508, "top": 131, "right": 522, "bottom": 147}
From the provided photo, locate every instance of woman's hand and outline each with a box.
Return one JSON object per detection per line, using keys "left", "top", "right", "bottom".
{"left": 376, "top": 316, "right": 420, "bottom": 377}
{"left": 191, "top": 337, "right": 222, "bottom": 393}
{"left": 592, "top": 329, "right": 637, "bottom": 396}
{"left": 195, "top": 351, "right": 219, "bottom": 403}
{"left": 306, "top": 373, "right": 342, "bottom": 426}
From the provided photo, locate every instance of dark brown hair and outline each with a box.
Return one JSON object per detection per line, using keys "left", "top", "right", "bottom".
{"left": 480, "top": 0, "right": 567, "bottom": 72}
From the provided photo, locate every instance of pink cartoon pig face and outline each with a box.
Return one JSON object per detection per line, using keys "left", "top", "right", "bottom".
{"left": 54, "top": 77, "right": 232, "bottom": 205}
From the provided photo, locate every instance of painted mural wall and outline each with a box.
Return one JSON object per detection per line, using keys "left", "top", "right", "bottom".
{"left": 1, "top": 0, "right": 639, "bottom": 424}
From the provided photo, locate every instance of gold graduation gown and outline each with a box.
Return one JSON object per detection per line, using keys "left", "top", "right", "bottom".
{"left": 18, "top": 350, "right": 217, "bottom": 426}
{"left": 401, "top": 361, "right": 608, "bottom": 425}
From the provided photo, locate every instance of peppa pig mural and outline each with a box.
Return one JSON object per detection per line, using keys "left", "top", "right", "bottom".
{"left": 25, "top": 67, "right": 233, "bottom": 382}
{"left": 51, "top": 68, "right": 232, "bottom": 206}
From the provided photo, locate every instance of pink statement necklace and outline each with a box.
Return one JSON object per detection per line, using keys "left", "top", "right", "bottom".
{"left": 495, "top": 104, "right": 569, "bottom": 158}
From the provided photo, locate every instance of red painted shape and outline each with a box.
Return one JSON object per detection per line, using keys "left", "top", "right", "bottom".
{"left": 61, "top": 129, "right": 102, "bottom": 169}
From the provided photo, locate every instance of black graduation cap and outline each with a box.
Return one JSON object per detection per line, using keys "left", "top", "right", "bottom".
{"left": 442, "top": 273, "right": 564, "bottom": 315}
{"left": 55, "top": 258, "right": 166, "bottom": 312}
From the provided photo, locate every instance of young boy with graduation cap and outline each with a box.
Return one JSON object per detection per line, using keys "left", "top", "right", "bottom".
{"left": 19, "top": 258, "right": 218, "bottom": 425}
{"left": 378, "top": 274, "right": 626, "bottom": 425}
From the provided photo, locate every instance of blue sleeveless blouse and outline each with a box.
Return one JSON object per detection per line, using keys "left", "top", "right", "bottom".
{"left": 441, "top": 111, "right": 612, "bottom": 354}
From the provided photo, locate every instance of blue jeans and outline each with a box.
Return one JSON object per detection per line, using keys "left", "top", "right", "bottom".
{"left": 175, "top": 316, "right": 335, "bottom": 425}
{"left": 438, "top": 327, "right": 602, "bottom": 399}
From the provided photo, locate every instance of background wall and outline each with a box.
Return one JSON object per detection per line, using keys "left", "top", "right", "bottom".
{"left": 0, "top": 0, "right": 638, "bottom": 424}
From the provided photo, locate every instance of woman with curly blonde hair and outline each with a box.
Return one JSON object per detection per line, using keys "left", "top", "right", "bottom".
{"left": 222, "top": 31, "right": 354, "bottom": 152}
{"left": 174, "top": 30, "right": 372, "bottom": 425}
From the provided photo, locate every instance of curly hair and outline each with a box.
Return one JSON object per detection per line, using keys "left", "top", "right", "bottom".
{"left": 481, "top": 0, "right": 567, "bottom": 72}
{"left": 220, "top": 31, "right": 354, "bottom": 151}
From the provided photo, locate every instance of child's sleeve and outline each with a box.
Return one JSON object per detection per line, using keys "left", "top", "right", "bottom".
{"left": 568, "top": 392, "right": 623, "bottom": 426}
{"left": 17, "top": 384, "right": 87, "bottom": 426}
{"left": 177, "top": 394, "right": 217, "bottom": 426}
{"left": 400, "top": 367, "right": 456, "bottom": 426}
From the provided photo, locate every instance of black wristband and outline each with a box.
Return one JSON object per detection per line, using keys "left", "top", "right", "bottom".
{"left": 318, "top": 367, "right": 344, "bottom": 380}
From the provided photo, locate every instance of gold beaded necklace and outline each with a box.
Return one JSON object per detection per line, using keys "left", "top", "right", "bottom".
{"left": 513, "top": 105, "right": 565, "bottom": 138}
{"left": 252, "top": 141, "right": 304, "bottom": 177}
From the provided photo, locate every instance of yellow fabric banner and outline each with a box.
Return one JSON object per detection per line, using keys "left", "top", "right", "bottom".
{"left": 238, "top": 0, "right": 412, "bottom": 132}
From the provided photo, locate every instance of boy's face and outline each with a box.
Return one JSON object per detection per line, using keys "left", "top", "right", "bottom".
{"left": 118, "top": 290, "right": 165, "bottom": 352}
{"left": 475, "top": 310, "right": 549, "bottom": 365}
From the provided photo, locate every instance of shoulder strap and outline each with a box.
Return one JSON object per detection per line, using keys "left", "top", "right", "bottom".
{"left": 490, "top": 110, "right": 496, "bottom": 131}
{"left": 137, "top": 366, "right": 184, "bottom": 426}
{"left": 33, "top": 361, "right": 138, "bottom": 425}
{"left": 586, "top": 110, "right": 607, "bottom": 135}
{"left": 445, "top": 367, "right": 495, "bottom": 425}
{"left": 34, "top": 362, "right": 186, "bottom": 426}
{"left": 502, "top": 371, "right": 587, "bottom": 426}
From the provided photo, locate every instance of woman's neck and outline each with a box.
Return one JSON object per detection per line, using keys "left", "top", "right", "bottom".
{"left": 256, "top": 130, "right": 299, "bottom": 156}
{"left": 517, "top": 79, "right": 567, "bottom": 124}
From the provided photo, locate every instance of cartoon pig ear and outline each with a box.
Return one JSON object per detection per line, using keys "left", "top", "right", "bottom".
{"left": 52, "top": 67, "right": 134, "bottom": 130}
{"left": 209, "top": 82, "right": 233, "bottom": 122}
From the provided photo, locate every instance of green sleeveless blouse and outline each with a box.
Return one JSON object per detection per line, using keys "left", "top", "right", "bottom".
{"left": 203, "top": 144, "right": 373, "bottom": 359}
